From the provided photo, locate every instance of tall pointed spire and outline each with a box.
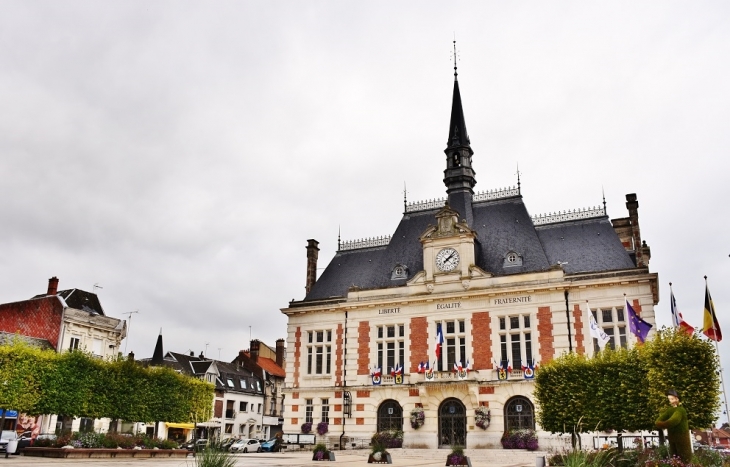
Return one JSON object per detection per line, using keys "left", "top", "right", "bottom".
{"left": 151, "top": 329, "right": 164, "bottom": 365}
{"left": 443, "top": 40, "right": 476, "bottom": 226}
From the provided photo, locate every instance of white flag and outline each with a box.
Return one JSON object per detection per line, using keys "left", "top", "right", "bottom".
{"left": 588, "top": 305, "right": 610, "bottom": 349}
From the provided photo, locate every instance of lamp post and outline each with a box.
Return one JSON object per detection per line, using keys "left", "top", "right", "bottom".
{"left": 565, "top": 290, "right": 573, "bottom": 353}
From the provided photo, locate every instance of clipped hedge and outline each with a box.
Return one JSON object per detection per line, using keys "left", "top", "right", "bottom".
{"left": 535, "top": 328, "right": 720, "bottom": 433}
{"left": 0, "top": 340, "right": 213, "bottom": 422}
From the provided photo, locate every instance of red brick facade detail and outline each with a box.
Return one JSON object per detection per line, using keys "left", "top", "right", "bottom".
{"left": 0, "top": 296, "right": 64, "bottom": 349}
{"left": 409, "top": 317, "right": 428, "bottom": 373}
{"left": 357, "top": 321, "right": 370, "bottom": 375}
{"left": 356, "top": 418, "right": 364, "bottom": 425}
{"left": 356, "top": 390, "right": 370, "bottom": 398}
{"left": 356, "top": 404, "right": 365, "bottom": 411}
{"left": 471, "top": 312, "right": 493, "bottom": 370}
{"left": 335, "top": 323, "right": 343, "bottom": 385}
{"left": 333, "top": 418, "right": 341, "bottom": 425}
{"left": 572, "top": 304, "right": 585, "bottom": 355}
{"left": 293, "top": 327, "right": 302, "bottom": 387}
{"left": 292, "top": 392, "right": 299, "bottom": 399}
{"left": 291, "top": 418, "right": 298, "bottom": 425}
{"left": 409, "top": 388, "right": 420, "bottom": 397}
{"left": 334, "top": 404, "right": 342, "bottom": 412}
{"left": 478, "top": 386, "right": 495, "bottom": 395}
{"left": 291, "top": 405, "right": 298, "bottom": 412}
{"left": 537, "top": 306, "right": 555, "bottom": 364}
{"left": 480, "top": 401, "right": 489, "bottom": 407}
{"left": 633, "top": 299, "right": 642, "bottom": 314}
{"left": 334, "top": 391, "right": 342, "bottom": 398}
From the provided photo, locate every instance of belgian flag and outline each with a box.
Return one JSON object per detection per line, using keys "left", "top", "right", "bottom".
{"left": 703, "top": 281, "right": 722, "bottom": 342}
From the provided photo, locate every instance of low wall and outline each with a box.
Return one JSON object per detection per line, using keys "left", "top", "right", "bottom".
{"left": 23, "top": 448, "right": 190, "bottom": 459}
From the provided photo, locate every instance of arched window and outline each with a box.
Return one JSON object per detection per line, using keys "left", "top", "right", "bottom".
{"left": 504, "top": 396, "right": 535, "bottom": 432}
{"left": 377, "top": 400, "right": 403, "bottom": 432}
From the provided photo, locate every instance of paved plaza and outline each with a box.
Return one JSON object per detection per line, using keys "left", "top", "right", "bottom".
{"left": 1, "top": 449, "right": 545, "bottom": 467}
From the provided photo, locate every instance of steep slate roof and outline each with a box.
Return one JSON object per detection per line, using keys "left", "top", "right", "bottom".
{"left": 304, "top": 195, "right": 636, "bottom": 302}
{"left": 56, "top": 289, "right": 105, "bottom": 316}
{"left": 158, "top": 351, "right": 263, "bottom": 394}
{"left": 302, "top": 70, "right": 638, "bottom": 303}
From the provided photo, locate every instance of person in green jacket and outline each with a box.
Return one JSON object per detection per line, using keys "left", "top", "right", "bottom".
{"left": 656, "top": 389, "right": 691, "bottom": 462}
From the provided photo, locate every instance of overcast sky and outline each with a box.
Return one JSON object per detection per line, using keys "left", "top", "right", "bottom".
{"left": 1, "top": 1, "right": 728, "bottom": 380}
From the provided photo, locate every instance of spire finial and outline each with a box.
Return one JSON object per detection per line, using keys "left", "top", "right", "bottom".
{"left": 452, "top": 36, "right": 459, "bottom": 80}
{"left": 516, "top": 163, "right": 522, "bottom": 195}
{"left": 602, "top": 186, "right": 607, "bottom": 213}
{"left": 337, "top": 226, "right": 341, "bottom": 251}
{"left": 403, "top": 181, "right": 408, "bottom": 211}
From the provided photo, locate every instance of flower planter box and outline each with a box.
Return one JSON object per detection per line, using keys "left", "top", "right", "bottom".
{"left": 368, "top": 452, "right": 393, "bottom": 464}
{"left": 23, "top": 447, "right": 189, "bottom": 459}
{"left": 445, "top": 455, "right": 472, "bottom": 467}
{"left": 312, "top": 451, "right": 336, "bottom": 461}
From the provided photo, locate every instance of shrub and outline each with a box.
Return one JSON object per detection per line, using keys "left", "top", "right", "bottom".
{"left": 447, "top": 446, "right": 467, "bottom": 466}
{"left": 192, "top": 447, "right": 236, "bottom": 467}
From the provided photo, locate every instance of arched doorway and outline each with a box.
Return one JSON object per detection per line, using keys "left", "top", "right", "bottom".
{"left": 504, "top": 396, "right": 535, "bottom": 432}
{"left": 377, "top": 400, "right": 403, "bottom": 432}
{"left": 438, "top": 398, "right": 466, "bottom": 448}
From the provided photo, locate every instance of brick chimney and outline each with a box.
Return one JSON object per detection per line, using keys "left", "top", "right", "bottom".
{"left": 250, "top": 339, "right": 260, "bottom": 363}
{"left": 47, "top": 276, "right": 59, "bottom": 295}
{"left": 275, "top": 338, "right": 285, "bottom": 368}
{"left": 625, "top": 194, "right": 645, "bottom": 267}
{"left": 305, "top": 239, "right": 320, "bottom": 296}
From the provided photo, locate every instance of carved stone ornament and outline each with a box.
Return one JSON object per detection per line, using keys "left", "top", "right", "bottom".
{"left": 461, "top": 280, "right": 470, "bottom": 290}
{"left": 419, "top": 203, "right": 475, "bottom": 242}
{"left": 426, "top": 284, "right": 434, "bottom": 293}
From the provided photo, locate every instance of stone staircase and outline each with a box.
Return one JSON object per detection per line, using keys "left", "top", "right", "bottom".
{"left": 348, "top": 448, "right": 549, "bottom": 466}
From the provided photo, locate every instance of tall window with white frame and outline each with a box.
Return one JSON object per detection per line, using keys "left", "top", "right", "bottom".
{"left": 498, "top": 314, "right": 533, "bottom": 369}
{"left": 376, "top": 324, "right": 405, "bottom": 373}
{"left": 307, "top": 330, "right": 332, "bottom": 375}
{"left": 592, "top": 306, "right": 627, "bottom": 352}
{"left": 321, "top": 398, "right": 329, "bottom": 424}
{"left": 305, "top": 399, "right": 314, "bottom": 424}
{"left": 436, "top": 320, "right": 466, "bottom": 371}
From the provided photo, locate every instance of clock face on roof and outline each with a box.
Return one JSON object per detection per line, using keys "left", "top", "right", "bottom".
{"left": 435, "top": 248, "right": 460, "bottom": 272}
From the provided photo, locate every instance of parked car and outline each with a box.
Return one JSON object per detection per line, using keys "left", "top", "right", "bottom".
{"left": 231, "top": 438, "right": 260, "bottom": 453}
{"left": 0, "top": 431, "right": 18, "bottom": 453}
{"left": 260, "top": 438, "right": 280, "bottom": 452}
{"left": 182, "top": 438, "right": 208, "bottom": 451}
{"left": 219, "top": 438, "right": 236, "bottom": 451}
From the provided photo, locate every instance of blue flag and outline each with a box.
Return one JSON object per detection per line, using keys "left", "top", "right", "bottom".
{"left": 626, "top": 298, "right": 652, "bottom": 343}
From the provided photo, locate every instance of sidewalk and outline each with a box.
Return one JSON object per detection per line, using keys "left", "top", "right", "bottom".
{"left": 1, "top": 449, "right": 546, "bottom": 467}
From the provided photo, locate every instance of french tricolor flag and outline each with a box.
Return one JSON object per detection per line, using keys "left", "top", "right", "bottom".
{"left": 435, "top": 323, "right": 444, "bottom": 360}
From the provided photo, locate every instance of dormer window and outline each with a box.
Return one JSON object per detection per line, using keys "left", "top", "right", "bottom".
{"left": 391, "top": 264, "right": 409, "bottom": 280}
{"left": 503, "top": 251, "right": 523, "bottom": 267}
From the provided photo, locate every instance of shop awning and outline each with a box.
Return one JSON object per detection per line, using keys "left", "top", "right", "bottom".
{"left": 165, "top": 422, "right": 195, "bottom": 429}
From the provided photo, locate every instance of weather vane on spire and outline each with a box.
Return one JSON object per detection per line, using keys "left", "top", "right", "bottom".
{"left": 451, "top": 36, "right": 459, "bottom": 79}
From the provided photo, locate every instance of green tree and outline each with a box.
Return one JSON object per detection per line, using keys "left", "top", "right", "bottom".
{"left": 643, "top": 328, "right": 720, "bottom": 429}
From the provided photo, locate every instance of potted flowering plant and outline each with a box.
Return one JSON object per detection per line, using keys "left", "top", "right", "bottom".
{"left": 500, "top": 429, "right": 538, "bottom": 451}
{"left": 317, "top": 422, "right": 329, "bottom": 436}
{"left": 410, "top": 407, "right": 425, "bottom": 429}
{"left": 475, "top": 407, "right": 490, "bottom": 429}
{"left": 301, "top": 422, "right": 313, "bottom": 434}
{"left": 311, "top": 443, "right": 336, "bottom": 461}
{"left": 445, "top": 446, "right": 471, "bottom": 466}
{"left": 368, "top": 431, "right": 400, "bottom": 463}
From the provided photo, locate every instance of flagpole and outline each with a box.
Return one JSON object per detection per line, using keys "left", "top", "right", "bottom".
{"left": 706, "top": 276, "right": 730, "bottom": 425}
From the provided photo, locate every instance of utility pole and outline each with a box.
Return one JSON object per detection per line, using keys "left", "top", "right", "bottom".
{"left": 122, "top": 310, "right": 139, "bottom": 355}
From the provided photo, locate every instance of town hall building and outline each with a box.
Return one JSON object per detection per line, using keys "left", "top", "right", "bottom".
{"left": 281, "top": 62, "right": 658, "bottom": 448}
